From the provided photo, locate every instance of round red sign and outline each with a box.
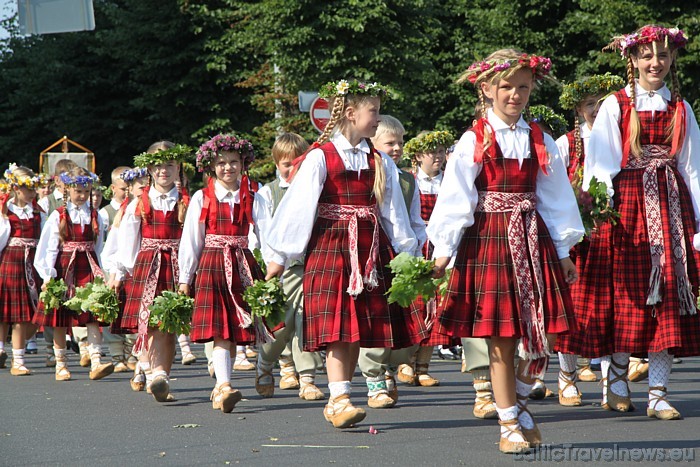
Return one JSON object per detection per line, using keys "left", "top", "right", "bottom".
{"left": 309, "top": 96, "right": 330, "bottom": 133}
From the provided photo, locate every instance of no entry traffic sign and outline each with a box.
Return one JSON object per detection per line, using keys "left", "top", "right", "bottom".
{"left": 310, "top": 96, "right": 330, "bottom": 133}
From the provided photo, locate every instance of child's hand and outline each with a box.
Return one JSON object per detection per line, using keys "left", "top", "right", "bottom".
{"left": 178, "top": 283, "right": 190, "bottom": 296}
{"left": 559, "top": 257, "right": 578, "bottom": 284}
{"left": 111, "top": 279, "right": 122, "bottom": 293}
{"left": 41, "top": 280, "right": 49, "bottom": 292}
{"left": 432, "top": 257, "right": 450, "bottom": 279}
{"left": 265, "top": 261, "right": 285, "bottom": 281}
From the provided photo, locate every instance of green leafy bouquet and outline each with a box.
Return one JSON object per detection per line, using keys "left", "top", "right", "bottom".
{"left": 64, "top": 277, "right": 120, "bottom": 323}
{"left": 571, "top": 169, "right": 620, "bottom": 235}
{"left": 387, "top": 252, "right": 450, "bottom": 307}
{"left": 148, "top": 291, "right": 194, "bottom": 335}
{"left": 243, "top": 277, "right": 286, "bottom": 330}
{"left": 39, "top": 278, "right": 68, "bottom": 313}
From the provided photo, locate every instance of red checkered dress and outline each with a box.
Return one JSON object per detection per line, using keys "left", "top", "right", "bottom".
{"left": 33, "top": 207, "right": 103, "bottom": 328}
{"left": 0, "top": 210, "right": 41, "bottom": 323}
{"left": 565, "top": 130, "right": 583, "bottom": 181}
{"left": 120, "top": 209, "right": 182, "bottom": 333}
{"left": 109, "top": 276, "right": 134, "bottom": 335}
{"left": 190, "top": 189, "right": 259, "bottom": 344}
{"left": 558, "top": 91, "right": 700, "bottom": 358}
{"left": 434, "top": 135, "right": 574, "bottom": 340}
{"left": 302, "top": 143, "right": 428, "bottom": 351}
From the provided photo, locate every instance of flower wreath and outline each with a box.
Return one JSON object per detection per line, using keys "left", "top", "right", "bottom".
{"left": 527, "top": 105, "right": 569, "bottom": 138}
{"left": 3, "top": 163, "right": 50, "bottom": 190}
{"left": 607, "top": 26, "right": 688, "bottom": 58}
{"left": 403, "top": 130, "right": 455, "bottom": 161}
{"left": 464, "top": 54, "right": 552, "bottom": 85}
{"left": 196, "top": 134, "right": 255, "bottom": 172}
{"left": 132, "top": 144, "right": 194, "bottom": 169}
{"left": 318, "top": 79, "right": 392, "bottom": 102}
{"left": 120, "top": 167, "right": 149, "bottom": 183}
{"left": 559, "top": 73, "right": 625, "bottom": 110}
{"left": 59, "top": 171, "right": 100, "bottom": 188}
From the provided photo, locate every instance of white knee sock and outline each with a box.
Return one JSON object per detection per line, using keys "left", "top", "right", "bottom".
{"left": 609, "top": 352, "right": 630, "bottom": 397}
{"left": 213, "top": 348, "right": 231, "bottom": 385}
{"left": 648, "top": 350, "right": 673, "bottom": 411}
{"left": 178, "top": 334, "right": 192, "bottom": 354}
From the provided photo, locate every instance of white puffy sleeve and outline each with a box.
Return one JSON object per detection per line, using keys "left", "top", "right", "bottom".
{"left": 377, "top": 153, "right": 418, "bottom": 255}
{"left": 34, "top": 211, "right": 61, "bottom": 281}
{"left": 0, "top": 215, "right": 9, "bottom": 254}
{"left": 408, "top": 179, "right": 427, "bottom": 256}
{"left": 555, "top": 133, "right": 571, "bottom": 169}
{"left": 101, "top": 225, "right": 121, "bottom": 278}
{"left": 178, "top": 190, "right": 206, "bottom": 285}
{"left": 254, "top": 186, "right": 274, "bottom": 263}
{"left": 674, "top": 101, "right": 700, "bottom": 239}
{"left": 426, "top": 131, "right": 481, "bottom": 259}
{"left": 583, "top": 94, "right": 623, "bottom": 196}
{"left": 115, "top": 199, "right": 143, "bottom": 277}
{"left": 536, "top": 135, "right": 585, "bottom": 258}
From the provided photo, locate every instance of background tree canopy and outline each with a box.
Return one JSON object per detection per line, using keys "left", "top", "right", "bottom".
{"left": 1, "top": 0, "right": 698, "bottom": 182}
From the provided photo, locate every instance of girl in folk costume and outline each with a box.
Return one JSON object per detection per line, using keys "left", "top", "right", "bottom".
{"left": 102, "top": 167, "right": 150, "bottom": 392}
{"left": 428, "top": 50, "right": 584, "bottom": 453}
{"left": 399, "top": 129, "right": 458, "bottom": 388}
{"left": 553, "top": 73, "right": 624, "bottom": 407}
{"left": 0, "top": 166, "right": 48, "bottom": 375}
{"left": 115, "top": 143, "right": 190, "bottom": 403}
{"left": 179, "top": 134, "right": 263, "bottom": 414}
{"left": 565, "top": 25, "right": 700, "bottom": 420}
{"left": 265, "top": 79, "right": 428, "bottom": 429}
{"left": 33, "top": 167, "right": 111, "bottom": 382}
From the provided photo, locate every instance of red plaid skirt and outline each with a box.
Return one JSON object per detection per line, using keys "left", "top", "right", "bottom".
{"left": 120, "top": 249, "right": 177, "bottom": 333}
{"left": 190, "top": 246, "right": 259, "bottom": 344}
{"left": 302, "top": 217, "right": 428, "bottom": 351}
{"left": 558, "top": 167, "right": 700, "bottom": 357}
{"left": 434, "top": 211, "right": 574, "bottom": 339}
{"left": 0, "top": 244, "right": 39, "bottom": 323}
{"left": 110, "top": 276, "right": 133, "bottom": 335}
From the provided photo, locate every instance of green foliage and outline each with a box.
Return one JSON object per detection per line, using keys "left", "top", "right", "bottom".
{"left": 252, "top": 248, "right": 267, "bottom": 275}
{"left": 386, "top": 252, "right": 448, "bottom": 308}
{"left": 572, "top": 171, "right": 620, "bottom": 235}
{"left": 39, "top": 278, "right": 68, "bottom": 313}
{"left": 63, "top": 277, "right": 120, "bottom": 324}
{"left": 148, "top": 291, "right": 195, "bottom": 335}
{"left": 242, "top": 278, "right": 286, "bottom": 330}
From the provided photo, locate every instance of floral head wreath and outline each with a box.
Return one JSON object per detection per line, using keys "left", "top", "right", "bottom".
{"left": 606, "top": 26, "right": 688, "bottom": 58}
{"left": 196, "top": 134, "right": 255, "bottom": 172}
{"left": 559, "top": 73, "right": 625, "bottom": 110}
{"left": 318, "top": 79, "right": 392, "bottom": 103}
{"left": 4, "top": 163, "right": 50, "bottom": 190}
{"left": 120, "top": 167, "right": 149, "bottom": 183}
{"left": 403, "top": 130, "right": 455, "bottom": 161}
{"left": 132, "top": 144, "right": 194, "bottom": 169}
{"left": 464, "top": 54, "right": 552, "bottom": 85}
{"left": 59, "top": 171, "right": 99, "bottom": 188}
{"left": 527, "top": 105, "right": 568, "bottom": 139}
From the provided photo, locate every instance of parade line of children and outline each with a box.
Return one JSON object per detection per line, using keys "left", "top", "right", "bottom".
{"left": 2, "top": 25, "right": 700, "bottom": 454}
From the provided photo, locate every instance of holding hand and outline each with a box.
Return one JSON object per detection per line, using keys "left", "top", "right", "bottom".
{"left": 178, "top": 283, "right": 190, "bottom": 296}
{"left": 559, "top": 257, "right": 578, "bottom": 284}
{"left": 432, "top": 257, "right": 450, "bottom": 279}
{"left": 265, "top": 261, "right": 285, "bottom": 281}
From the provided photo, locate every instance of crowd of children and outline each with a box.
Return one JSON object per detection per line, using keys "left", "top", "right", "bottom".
{"left": 2, "top": 24, "right": 700, "bottom": 454}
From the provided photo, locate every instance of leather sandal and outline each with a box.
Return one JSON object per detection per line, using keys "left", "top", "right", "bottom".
{"left": 603, "top": 358, "right": 634, "bottom": 412}
{"left": 558, "top": 369, "right": 583, "bottom": 406}
{"left": 647, "top": 386, "right": 681, "bottom": 420}
{"left": 498, "top": 419, "right": 531, "bottom": 454}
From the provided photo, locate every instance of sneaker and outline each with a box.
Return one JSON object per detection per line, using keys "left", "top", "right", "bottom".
{"left": 437, "top": 346, "right": 459, "bottom": 360}
{"left": 26, "top": 340, "right": 38, "bottom": 354}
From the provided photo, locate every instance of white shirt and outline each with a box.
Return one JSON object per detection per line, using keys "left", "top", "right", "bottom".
{"left": 115, "top": 185, "right": 180, "bottom": 277}
{"left": 427, "top": 109, "right": 584, "bottom": 259}
{"left": 415, "top": 167, "right": 443, "bottom": 195}
{"left": 178, "top": 179, "right": 261, "bottom": 285}
{"left": 583, "top": 82, "right": 700, "bottom": 233}
{"left": 400, "top": 166, "right": 428, "bottom": 256}
{"left": 101, "top": 224, "right": 122, "bottom": 279}
{"left": 34, "top": 201, "right": 105, "bottom": 281}
{"left": 556, "top": 123, "right": 592, "bottom": 168}
{"left": 98, "top": 199, "right": 123, "bottom": 229}
{"left": 0, "top": 201, "right": 45, "bottom": 254}
{"left": 265, "top": 132, "right": 418, "bottom": 266}
{"left": 38, "top": 188, "right": 63, "bottom": 212}
{"left": 255, "top": 177, "right": 288, "bottom": 264}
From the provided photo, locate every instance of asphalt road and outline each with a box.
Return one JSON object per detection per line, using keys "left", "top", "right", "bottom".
{"left": 1, "top": 343, "right": 699, "bottom": 466}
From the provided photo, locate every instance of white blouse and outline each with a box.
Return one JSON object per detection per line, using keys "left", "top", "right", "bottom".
{"left": 583, "top": 82, "right": 700, "bottom": 232}
{"left": 265, "top": 132, "right": 418, "bottom": 266}
{"left": 255, "top": 178, "right": 287, "bottom": 264}
{"left": 555, "top": 123, "right": 592, "bottom": 168}
{"left": 115, "top": 185, "right": 180, "bottom": 277}
{"left": 34, "top": 201, "right": 105, "bottom": 281}
{"left": 178, "top": 180, "right": 261, "bottom": 285}
{"left": 403, "top": 167, "right": 428, "bottom": 255}
{"left": 0, "top": 201, "right": 45, "bottom": 254}
{"left": 427, "top": 109, "right": 584, "bottom": 260}
{"left": 415, "top": 167, "right": 443, "bottom": 195}
{"left": 101, "top": 224, "right": 121, "bottom": 279}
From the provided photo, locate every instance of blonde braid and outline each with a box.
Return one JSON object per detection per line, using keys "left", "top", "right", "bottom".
{"left": 666, "top": 61, "right": 686, "bottom": 147}
{"left": 574, "top": 117, "right": 582, "bottom": 165}
{"left": 316, "top": 96, "right": 345, "bottom": 145}
{"left": 626, "top": 57, "right": 642, "bottom": 158}
{"left": 478, "top": 89, "right": 493, "bottom": 153}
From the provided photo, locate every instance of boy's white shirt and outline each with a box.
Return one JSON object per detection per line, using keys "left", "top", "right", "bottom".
{"left": 178, "top": 179, "right": 261, "bottom": 285}
{"left": 33, "top": 201, "right": 105, "bottom": 281}
{"left": 427, "top": 108, "right": 584, "bottom": 260}
{"left": 37, "top": 188, "right": 63, "bottom": 212}
{"left": 415, "top": 166, "right": 443, "bottom": 195}
{"left": 255, "top": 176, "right": 289, "bottom": 265}
{"left": 555, "top": 122, "right": 591, "bottom": 169}
{"left": 265, "top": 132, "right": 418, "bottom": 266}
{"left": 98, "top": 198, "right": 123, "bottom": 229}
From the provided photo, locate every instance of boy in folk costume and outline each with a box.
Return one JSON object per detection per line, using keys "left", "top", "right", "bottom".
{"left": 115, "top": 142, "right": 190, "bottom": 402}
{"left": 254, "top": 132, "right": 325, "bottom": 401}
{"left": 428, "top": 50, "right": 584, "bottom": 453}
{"left": 562, "top": 25, "right": 700, "bottom": 420}
{"left": 357, "top": 115, "right": 426, "bottom": 409}
{"left": 0, "top": 166, "right": 48, "bottom": 375}
{"left": 265, "top": 79, "right": 428, "bottom": 429}
{"left": 33, "top": 167, "right": 112, "bottom": 382}
{"left": 553, "top": 73, "right": 625, "bottom": 406}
